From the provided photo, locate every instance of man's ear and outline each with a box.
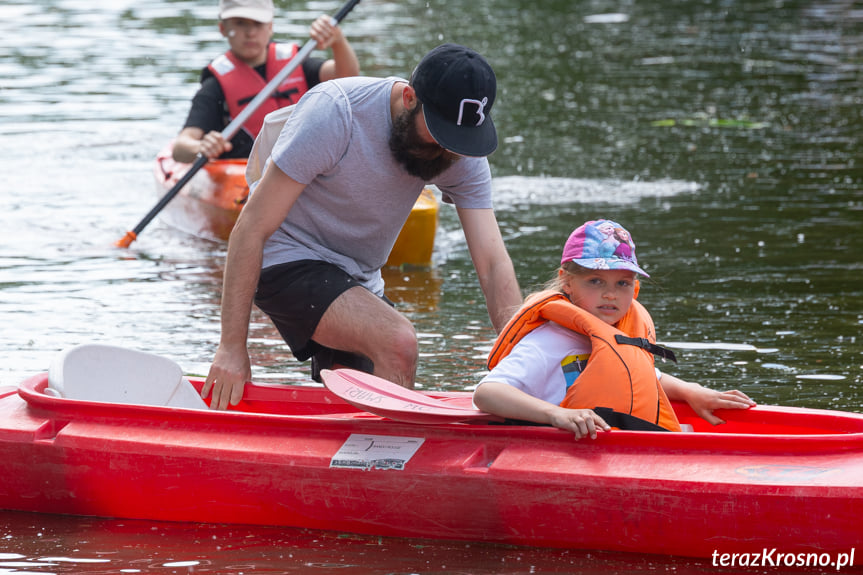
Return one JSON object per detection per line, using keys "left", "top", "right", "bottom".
{"left": 402, "top": 84, "right": 418, "bottom": 110}
{"left": 219, "top": 21, "right": 227, "bottom": 37}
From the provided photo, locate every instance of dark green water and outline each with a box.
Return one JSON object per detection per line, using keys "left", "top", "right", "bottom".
{"left": 0, "top": 0, "right": 861, "bottom": 572}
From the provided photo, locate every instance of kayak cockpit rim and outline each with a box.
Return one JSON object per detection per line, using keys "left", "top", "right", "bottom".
{"left": 14, "top": 373, "right": 863, "bottom": 452}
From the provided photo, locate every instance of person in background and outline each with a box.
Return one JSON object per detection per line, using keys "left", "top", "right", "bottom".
{"left": 172, "top": 0, "right": 359, "bottom": 163}
{"left": 474, "top": 219, "right": 755, "bottom": 439}
{"left": 201, "top": 43, "right": 522, "bottom": 410}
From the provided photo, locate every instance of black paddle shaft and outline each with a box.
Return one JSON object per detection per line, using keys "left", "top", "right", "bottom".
{"left": 118, "top": 0, "right": 361, "bottom": 244}
{"left": 128, "top": 154, "right": 208, "bottom": 237}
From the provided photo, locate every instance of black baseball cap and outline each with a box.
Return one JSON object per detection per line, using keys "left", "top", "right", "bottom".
{"left": 410, "top": 43, "right": 498, "bottom": 157}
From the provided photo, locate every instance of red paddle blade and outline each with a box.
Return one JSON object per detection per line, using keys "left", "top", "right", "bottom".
{"left": 320, "top": 369, "right": 503, "bottom": 425}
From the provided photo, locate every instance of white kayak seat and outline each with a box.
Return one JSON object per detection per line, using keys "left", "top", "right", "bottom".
{"left": 47, "top": 344, "right": 208, "bottom": 409}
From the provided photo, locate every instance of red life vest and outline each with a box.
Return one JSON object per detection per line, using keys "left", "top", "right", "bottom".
{"left": 487, "top": 290, "right": 681, "bottom": 431}
{"left": 207, "top": 42, "right": 310, "bottom": 139}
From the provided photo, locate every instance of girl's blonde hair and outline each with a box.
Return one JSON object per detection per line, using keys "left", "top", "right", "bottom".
{"left": 542, "top": 261, "right": 594, "bottom": 293}
{"left": 504, "top": 262, "right": 642, "bottom": 320}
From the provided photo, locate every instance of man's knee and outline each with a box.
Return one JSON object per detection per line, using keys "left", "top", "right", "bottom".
{"left": 387, "top": 319, "right": 419, "bottom": 366}
{"left": 370, "top": 317, "right": 418, "bottom": 385}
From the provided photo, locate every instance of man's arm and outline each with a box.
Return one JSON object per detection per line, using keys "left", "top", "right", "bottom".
{"left": 202, "top": 164, "right": 307, "bottom": 409}
{"left": 173, "top": 126, "right": 233, "bottom": 163}
{"left": 457, "top": 207, "right": 522, "bottom": 332}
{"left": 309, "top": 15, "right": 360, "bottom": 82}
{"left": 172, "top": 79, "right": 231, "bottom": 163}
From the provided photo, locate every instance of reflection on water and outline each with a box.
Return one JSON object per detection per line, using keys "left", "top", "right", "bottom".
{"left": 0, "top": 511, "right": 741, "bottom": 575}
{"left": 1, "top": 0, "right": 862, "bottom": 571}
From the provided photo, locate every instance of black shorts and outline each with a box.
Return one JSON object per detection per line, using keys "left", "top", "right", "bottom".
{"left": 254, "top": 260, "right": 384, "bottom": 377}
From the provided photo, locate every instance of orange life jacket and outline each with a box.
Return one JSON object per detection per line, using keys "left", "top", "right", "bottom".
{"left": 206, "top": 42, "right": 310, "bottom": 139}
{"left": 487, "top": 290, "right": 681, "bottom": 431}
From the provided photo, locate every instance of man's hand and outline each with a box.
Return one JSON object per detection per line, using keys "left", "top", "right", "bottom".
{"left": 198, "top": 130, "right": 232, "bottom": 160}
{"left": 202, "top": 345, "right": 251, "bottom": 410}
{"left": 309, "top": 15, "right": 343, "bottom": 50}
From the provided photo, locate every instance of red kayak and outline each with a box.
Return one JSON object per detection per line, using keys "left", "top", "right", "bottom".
{"left": 2, "top": 346, "right": 862, "bottom": 560}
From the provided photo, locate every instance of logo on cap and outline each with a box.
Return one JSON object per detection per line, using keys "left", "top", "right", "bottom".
{"left": 457, "top": 97, "right": 488, "bottom": 127}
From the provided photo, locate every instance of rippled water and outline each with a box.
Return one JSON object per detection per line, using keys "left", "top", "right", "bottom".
{"left": 1, "top": 511, "right": 740, "bottom": 575}
{"left": 1, "top": 0, "right": 862, "bottom": 572}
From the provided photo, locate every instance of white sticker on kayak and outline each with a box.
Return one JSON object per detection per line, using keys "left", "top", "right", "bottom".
{"left": 330, "top": 434, "right": 424, "bottom": 470}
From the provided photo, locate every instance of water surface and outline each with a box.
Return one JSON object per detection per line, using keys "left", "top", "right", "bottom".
{"left": 1, "top": 0, "right": 861, "bottom": 572}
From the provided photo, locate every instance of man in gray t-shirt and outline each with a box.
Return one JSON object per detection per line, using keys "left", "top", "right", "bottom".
{"left": 203, "top": 43, "right": 522, "bottom": 409}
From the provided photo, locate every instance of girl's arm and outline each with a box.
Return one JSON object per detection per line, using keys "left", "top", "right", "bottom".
{"left": 474, "top": 381, "right": 610, "bottom": 439}
{"left": 659, "top": 372, "right": 756, "bottom": 425}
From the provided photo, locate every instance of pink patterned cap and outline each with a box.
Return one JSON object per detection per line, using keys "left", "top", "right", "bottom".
{"left": 561, "top": 219, "right": 649, "bottom": 277}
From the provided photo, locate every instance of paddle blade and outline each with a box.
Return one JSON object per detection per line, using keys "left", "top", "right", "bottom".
{"left": 115, "top": 230, "right": 137, "bottom": 248}
{"left": 321, "top": 369, "right": 502, "bottom": 425}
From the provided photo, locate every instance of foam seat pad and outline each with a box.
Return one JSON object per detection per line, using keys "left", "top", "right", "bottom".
{"left": 48, "top": 344, "right": 208, "bottom": 409}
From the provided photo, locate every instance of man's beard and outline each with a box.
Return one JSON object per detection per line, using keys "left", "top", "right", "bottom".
{"left": 389, "top": 105, "right": 459, "bottom": 181}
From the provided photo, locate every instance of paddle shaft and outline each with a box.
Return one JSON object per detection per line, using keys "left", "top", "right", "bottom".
{"left": 116, "top": 0, "right": 361, "bottom": 248}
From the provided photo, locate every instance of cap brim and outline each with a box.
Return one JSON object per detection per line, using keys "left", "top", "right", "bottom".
{"left": 569, "top": 258, "right": 650, "bottom": 278}
{"left": 422, "top": 106, "right": 497, "bottom": 157}
{"left": 220, "top": 8, "right": 273, "bottom": 22}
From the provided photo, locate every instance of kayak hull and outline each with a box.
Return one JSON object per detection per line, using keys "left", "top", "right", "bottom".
{"left": 153, "top": 147, "right": 439, "bottom": 268}
{"left": 2, "top": 374, "right": 862, "bottom": 558}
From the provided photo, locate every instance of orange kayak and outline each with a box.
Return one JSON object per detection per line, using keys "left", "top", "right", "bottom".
{"left": 153, "top": 146, "right": 439, "bottom": 268}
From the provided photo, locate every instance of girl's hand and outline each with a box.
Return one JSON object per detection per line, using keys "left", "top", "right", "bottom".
{"left": 659, "top": 372, "right": 756, "bottom": 426}
{"left": 549, "top": 407, "right": 611, "bottom": 439}
{"left": 689, "top": 388, "right": 756, "bottom": 425}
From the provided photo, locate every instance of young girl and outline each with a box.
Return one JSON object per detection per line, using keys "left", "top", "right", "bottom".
{"left": 473, "top": 219, "right": 755, "bottom": 439}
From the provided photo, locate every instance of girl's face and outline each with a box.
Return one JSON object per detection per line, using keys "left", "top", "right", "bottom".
{"left": 560, "top": 268, "right": 637, "bottom": 326}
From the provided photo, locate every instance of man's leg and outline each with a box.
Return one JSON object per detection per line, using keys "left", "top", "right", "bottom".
{"left": 313, "top": 286, "right": 418, "bottom": 388}
{"left": 254, "top": 260, "right": 418, "bottom": 387}
{"left": 309, "top": 348, "right": 374, "bottom": 383}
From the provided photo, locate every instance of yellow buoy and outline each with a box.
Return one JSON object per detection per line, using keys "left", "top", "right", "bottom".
{"left": 386, "top": 187, "right": 439, "bottom": 268}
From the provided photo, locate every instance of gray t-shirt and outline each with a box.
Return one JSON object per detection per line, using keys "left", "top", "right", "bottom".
{"left": 261, "top": 76, "right": 493, "bottom": 295}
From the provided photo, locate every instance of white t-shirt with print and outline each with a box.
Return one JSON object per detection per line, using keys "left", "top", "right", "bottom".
{"left": 478, "top": 322, "right": 592, "bottom": 405}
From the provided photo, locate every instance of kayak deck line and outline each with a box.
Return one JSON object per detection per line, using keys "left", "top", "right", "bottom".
{"left": 15, "top": 374, "right": 863, "bottom": 446}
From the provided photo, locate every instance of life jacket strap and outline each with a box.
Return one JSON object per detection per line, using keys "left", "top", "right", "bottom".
{"left": 238, "top": 87, "right": 300, "bottom": 107}
{"left": 593, "top": 407, "right": 670, "bottom": 432}
{"left": 491, "top": 408, "right": 671, "bottom": 432}
{"left": 614, "top": 335, "right": 678, "bottom": 364}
